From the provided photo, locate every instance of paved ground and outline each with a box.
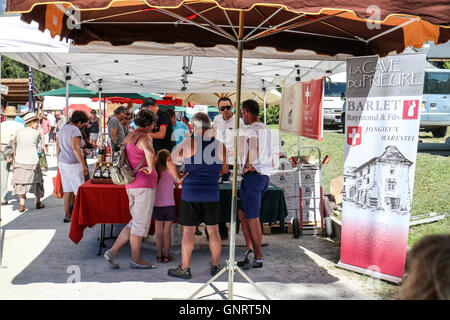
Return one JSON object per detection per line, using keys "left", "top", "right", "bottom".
{"left": 0, "top": 152, "right": 383, "bottom": 300}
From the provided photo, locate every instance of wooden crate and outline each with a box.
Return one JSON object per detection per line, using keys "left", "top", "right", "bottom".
{"left": 285, "top": 222, "right": 293, "bottom": 234}
{"left": 261, "top": 222, "right": 283, "bottom": 235}
{"left": 91, "top": 161, "right": 114, "bottom": 184}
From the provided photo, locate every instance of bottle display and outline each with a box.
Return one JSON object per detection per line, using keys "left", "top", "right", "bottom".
{"left": 102, "top": 164, "right": 111, "bottom": 179}
{"left": 93, "top": 165, "right": 103, "bottom": 179}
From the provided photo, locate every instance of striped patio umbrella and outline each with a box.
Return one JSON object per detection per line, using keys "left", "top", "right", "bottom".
{"left": 5, "top": 1, "right": 449, "bottom": 58}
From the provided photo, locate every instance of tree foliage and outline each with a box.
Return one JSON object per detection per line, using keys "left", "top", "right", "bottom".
{"left": 1, "top": 56, "right": 63, "bottom": 92}
{"left": 259, "top": 104, "right": 280, "bottom": 125}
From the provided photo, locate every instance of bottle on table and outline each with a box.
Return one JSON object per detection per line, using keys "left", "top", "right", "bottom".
{"left": 93, "top": 165, "right": 103, "bottom": 179}
{"left": 102, "top": 164, "right": 111, "bottom": 179}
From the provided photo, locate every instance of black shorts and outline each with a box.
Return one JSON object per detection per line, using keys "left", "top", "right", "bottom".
{"left": 178, "top": 200, "right": 220, "bottom": 226}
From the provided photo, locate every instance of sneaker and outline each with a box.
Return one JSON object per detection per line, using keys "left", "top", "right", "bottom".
{"left": 210, "top": 264, "right": 223, "bottom": 276}
{"left": 104, "top": 249, "right": 119, "bottom": 269}
{"left": 168, "top": 264, "right": 192, "bottom": 279}
{"left": 253, "top": 261, "right": 263, "bottom": 268}
{"left": 237, "top": 249, "right": 254, "bottom": 270}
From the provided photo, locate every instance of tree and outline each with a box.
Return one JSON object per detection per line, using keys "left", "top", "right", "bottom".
{"left": 1, "top": 56, "right": 63, "bottom": 92}
{"left": 259, "top": 104, "right": 280, "bottom": 125}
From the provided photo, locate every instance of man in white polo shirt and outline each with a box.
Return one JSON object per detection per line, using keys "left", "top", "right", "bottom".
{"left": 236, "top": 99, "right": 272, "bottom": 270}
{"left": 212, "top": 97, "right": 245, "bottom": 239}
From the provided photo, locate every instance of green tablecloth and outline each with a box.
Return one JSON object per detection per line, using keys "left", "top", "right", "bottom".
{"left": 219, "top": 182, "right": 288, "bottom": 229}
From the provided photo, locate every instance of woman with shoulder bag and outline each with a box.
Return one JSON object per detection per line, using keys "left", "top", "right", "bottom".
{"left": 11, "top": 113, "right": 46, "bottom": 213}
{"left": 104, "top": 109, "right": 159, "bottom": 270}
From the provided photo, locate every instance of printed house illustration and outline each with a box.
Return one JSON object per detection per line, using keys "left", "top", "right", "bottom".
{"left": 344, "top": 146, "right": 413, "bottom": 214}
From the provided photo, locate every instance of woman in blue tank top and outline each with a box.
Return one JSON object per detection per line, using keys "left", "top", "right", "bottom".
{"left": 168, "top": 112, "right": 228, "bottom": 279}
{"left": 182, "top": 134, "right": 223, "bottom": 202}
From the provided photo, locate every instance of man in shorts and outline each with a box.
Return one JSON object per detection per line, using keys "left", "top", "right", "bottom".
{"left": 237, "top": 99, "right": 272, "bottom": 269}
{"left": 168, "top": 112, "right": 228, "bottom": 279}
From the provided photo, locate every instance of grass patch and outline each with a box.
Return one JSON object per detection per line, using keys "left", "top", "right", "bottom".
{"left": 270, "top": 124, "right": 450, "bottom": 247}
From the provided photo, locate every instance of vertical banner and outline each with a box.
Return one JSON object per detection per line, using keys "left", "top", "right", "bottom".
{"left": 28, "top": 67, "right": 36, "bottom": 113}
{"left": 337, "top": 54, "right": 426, "bottom": 283}
{"left": 279, "top": 77, "right": 324, "bottom": 140}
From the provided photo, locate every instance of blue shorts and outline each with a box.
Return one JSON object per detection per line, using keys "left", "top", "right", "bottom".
{"left": 239, "top": 174, "right": 269, "bottom": 219}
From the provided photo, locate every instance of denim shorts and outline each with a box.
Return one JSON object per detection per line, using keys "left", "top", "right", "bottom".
{"left": 239, "top": 174, "right": 269, "bottom": 219}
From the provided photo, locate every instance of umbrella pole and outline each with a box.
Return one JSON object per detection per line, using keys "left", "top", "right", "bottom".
{"left": 263, "top": 90, "right": 267, "bottom": 124}
{"left": 98, "top": 91, "right": 102, "bottom": 136}
{"left": 226, "top": 10, "right": 245, "bottom": 300}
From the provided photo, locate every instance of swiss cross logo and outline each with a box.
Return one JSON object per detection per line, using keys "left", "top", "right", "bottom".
{"left": 303, "top": 84, "right": 311, "bottom": 106}
{"left": 347, "top": 126, "right": 362, "bottom": 146}
{"left": 403, "top": 100, "right": 419, "bottom": 119}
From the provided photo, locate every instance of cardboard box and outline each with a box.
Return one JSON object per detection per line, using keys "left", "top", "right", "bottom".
{"left": 301, "top": 198, "right": 321, "bottom": 210}
{"left": 302, "top": 208, "right": 321, "bottom": 222}
{"left": 279, "top": 184, "right": 300, "bottom": 198}
{"left": 270, "top": 169, "right": 299, "bottom": 187}
{"left": 300, "top": 170, "right": 320, "bottom": 185}
{"left": 285, "top": 196, "right": 300, "bottom": 211}
{"left": 300, "top": 185, "right": 320, "bottom": 198}
{"left": 300, "top": 155, "right": 316, "bottom": 164}
{"left": 330, "top": 175, "right": 344, "bottom": 205}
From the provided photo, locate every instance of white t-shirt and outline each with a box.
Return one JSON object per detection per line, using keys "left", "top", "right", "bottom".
{"left": 0, "top": 120, "right": 24, "bottom": 144}
{"left": 241, "top": 121, "right": 272, "bottom": 176}
{"left": 213, "top": 114, "right": 246, "bottom": 164}
{"left": 47, "top": 113, "right": 57, "bottom": 127}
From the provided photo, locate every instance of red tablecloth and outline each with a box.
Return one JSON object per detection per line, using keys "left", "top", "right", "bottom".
{"left": 69, "top": 180, "right": 181, "bottom": 244}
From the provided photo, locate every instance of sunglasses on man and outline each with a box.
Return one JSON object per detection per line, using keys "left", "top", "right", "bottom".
{"left": 218, "top": 105, "right": 232, "bottom": 111}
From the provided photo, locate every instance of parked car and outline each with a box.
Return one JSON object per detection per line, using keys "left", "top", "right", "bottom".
{"left": 323, "top": 81, "right": 346, "bottom": 127}
{"left": 421, "top": 69, "right": 450, "bottom": 137}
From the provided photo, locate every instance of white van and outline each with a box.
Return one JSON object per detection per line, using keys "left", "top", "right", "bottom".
{"left": 322, "top": 81, "right": 346, "bottom": 126}
{"left": 421, "top": 69, "right": 450, "bottom": 137}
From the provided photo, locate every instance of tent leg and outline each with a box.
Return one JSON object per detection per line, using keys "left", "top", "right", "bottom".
{"left": 65, "top": 66, "right": 70, "bottom": 120}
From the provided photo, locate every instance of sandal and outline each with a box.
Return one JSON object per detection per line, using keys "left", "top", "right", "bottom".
{"left": 36, "top": 202, "right": 45, "bottom": 209}
{"left": 163, "top": 256, "right": 174, "bottom": 263}
{"left": 156, "top": 256, "right": 163, "bottom": 263}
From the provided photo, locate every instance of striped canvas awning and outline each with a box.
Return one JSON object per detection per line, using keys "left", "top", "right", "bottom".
{"left": 5, "top": 0, "right": 449, "bottom": 58}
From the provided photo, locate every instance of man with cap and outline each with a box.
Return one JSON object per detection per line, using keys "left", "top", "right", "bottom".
{"left": 108, "top": 106, "right": 127, "bottom": 151}
{"left": 0, "top": 106, "right": 24, "bottom": 205}
{"left": 142, "top": 97, "right": 174, "bottom": 153}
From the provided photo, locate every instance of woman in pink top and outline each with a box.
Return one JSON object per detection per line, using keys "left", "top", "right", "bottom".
{"left": 104, "top": 109, "right": 159, "bottom": 270}
{"left": 153, "top": 149, "right": 185, "bottom": 263}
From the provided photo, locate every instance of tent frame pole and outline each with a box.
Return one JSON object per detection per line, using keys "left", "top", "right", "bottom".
{"left": 186, "top": 11, "right": 270, "bottom": 301}
{"left": 0, "top": 54, "right": 6, "bottom": 269}
{"left": 65, "top": 66, "right": 70, "bottom": 120}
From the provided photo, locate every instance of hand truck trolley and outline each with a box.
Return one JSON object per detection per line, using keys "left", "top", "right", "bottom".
{"left": 292, "top": 146, "right": 324, "bottom": 238}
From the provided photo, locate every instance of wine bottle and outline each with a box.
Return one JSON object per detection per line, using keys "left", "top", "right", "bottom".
{"left": 93, "top": 165, "right": 103, "bottom": 179}
{"left": 102, "top": 164, "right": 111, "bottom": 179}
